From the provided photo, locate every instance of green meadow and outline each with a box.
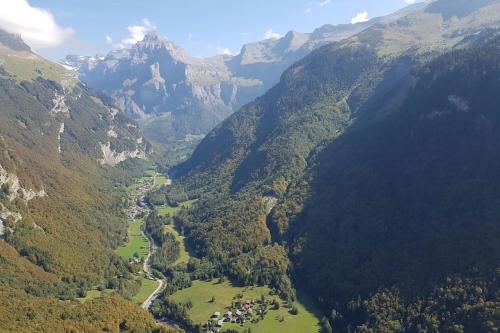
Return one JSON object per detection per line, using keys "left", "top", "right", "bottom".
{"left": 77, "top": 289, "right": 115, "bottom": 303}
{"left": 157, "top": 199, "right": 197, "bottom": 217}
{"left": 168, "top": 280, "right": 321, "bottom": 333}
{"left": 155, "top": 174, "right": 169, "bottom": 187}
{"left": 115, "top": 219, "right": 149, "bottom": 261}
{"left": 164, "top": 224, "right": 190, "bottom": 265}
{"left": 131, "top": 277, "right": 160, "bottom": 305}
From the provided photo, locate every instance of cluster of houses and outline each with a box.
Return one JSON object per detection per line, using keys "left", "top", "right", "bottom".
{"left": 125, "top": 178, "right": 152, "bottom": 219}
{"left": 124, "top": 177, "right": 153, "bottom": 266}
{"left": 206, "top": 299, "right": 260, "bottom": 332}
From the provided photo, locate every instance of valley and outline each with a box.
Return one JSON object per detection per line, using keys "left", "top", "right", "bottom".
{"left": 120, "top": 168, "right": 162, "bottom": 307}
{"left": 1, "top": 1, "right": 500, "bottom": 332}
{"left": 106, "top": 164, "right": 319, "bottom": 333}
{"left": 117, "top": 166, "right": 322, "bottom": 332}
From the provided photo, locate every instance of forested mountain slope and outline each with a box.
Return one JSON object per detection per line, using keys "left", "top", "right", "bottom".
{"left": 0, "top": 30, "right": 168, "bottom": 332}
{"left": 156, "top": 0, "right": 500, "bottom": 331}
{"left": 290, "top": 32, "right": 500, "bottom": 332}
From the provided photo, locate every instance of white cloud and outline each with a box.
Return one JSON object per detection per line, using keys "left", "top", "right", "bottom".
{"left": 117, "top": 18, "right": 156, "bottom": 48}
{"left": 0, "top": 0, "right": 73, "bottom": 49}
{"left": 406, "top": 0, "right": 416, "bottom": 3}
{"left": 319, "top": 0, "right": 331, "bottom": 6}
{"left": 105, "top": 35, "right": 113, "bottom": 44}
{"left": 218, "top": 47, "right": 232, "bottom": 56}
{"left": 351, "top": 11, "right": 369, "bottom": 24}
{"left": 305, "top": 7, "right": 312, "bottom": 14}
{"left": 208, "top": 43, "right": 233, "bottom": 56}
{"left": 263, "top": 29, "right": 281, "bottom": 40}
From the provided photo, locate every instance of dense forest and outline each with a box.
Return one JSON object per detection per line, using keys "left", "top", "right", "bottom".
{"left": 292, "top": 34, "right": 500, "bottom": 332}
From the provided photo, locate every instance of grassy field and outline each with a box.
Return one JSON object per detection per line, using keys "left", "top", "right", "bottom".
{"left": 157, "top": 199, "right": 197, "bottom": 217}
{"left": 168, "top": 280, "right": 321, "bottom": 332}
{"left": 156, "top": 200, "right": 196, "bottom": 265}
{"left": 77, "top": 289, "right": 114, "bottom": 303}
{"left": 164, "top": 224, "right": 190, "bottom": 265}
{"left": 131, "top": 277, "right": 160, "bottom": 305}
{"left": 0, "top": 47, "right": 75, "bottom": 85}
{"left": 155, "top": 174, "right": 169, "bottom": 187}
{"left": 115, "top": 219, "right": 149, "bottom": 261}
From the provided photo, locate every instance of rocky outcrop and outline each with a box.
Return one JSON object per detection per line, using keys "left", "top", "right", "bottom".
{"left": 98, "top": 142, "right": 147, "bottom": 166}
{"left": 0, "top": 164, "right": 46, "bottom": 202}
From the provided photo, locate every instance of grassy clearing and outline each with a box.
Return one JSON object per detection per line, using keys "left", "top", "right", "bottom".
{"left": 155, "top": 174, "right": 169, "bottom": 187}
{"left": 224, "top": 291, "right": 321, "bottom": 333}
{"left": 126, "top": 181, "right": 142, "bottom": 197}
{"left": 168, "top": 280, "right": 321, "bottom": 332}
{"left": 115, "top": 219, "right": 148, "bottom": 261}
{"left": 77, "top": 289, "right": 114, "bottom": 303}
{"left": 131, "top": 277, "right": 160, "bottom": 305}
{"left": 0, "top": 47, "right": 74, "bottom": 84}
{"left": 169, "top": 280, "right": 269, "bottom": 324}
{"left": 156, "top": 200, "right": 196, "bottom": 265}
{"left": 157, "top": 199, "right": 197, "bottom": 217}
{"left": 164, "top": 224, "right": 190, "bottom": 265}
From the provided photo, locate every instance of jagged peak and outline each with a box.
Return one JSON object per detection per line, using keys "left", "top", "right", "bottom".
{"left": 280, "top": 30, "right": 310, "bottom": 51}
{"left": 135, "top": 31, "right": 191, "bottom": 62}
{"left": 142, "top": 31, "right": 167, "bottom": 43}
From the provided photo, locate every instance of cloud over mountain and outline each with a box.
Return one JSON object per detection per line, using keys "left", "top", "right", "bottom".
{"left": 0, "top": 0, "right": 73, "bottom": 49}
{"left": 117, "top": 18, "right": 156, "bottom": 48}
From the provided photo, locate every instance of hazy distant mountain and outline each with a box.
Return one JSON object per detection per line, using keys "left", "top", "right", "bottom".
{"left": 63, "top": 2, "right": 426, "bottom": 148}
{"left": 63, "top": 33, "right": 258, "bottom": 146}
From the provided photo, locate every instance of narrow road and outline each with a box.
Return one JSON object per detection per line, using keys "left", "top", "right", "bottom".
{"left": 129, "top": 172, "right": 186, "bottom": 330}
{"left": 141, "top": 228, "right": 166, "bottom": 310}
{"left": 134, "top": 172, "right": 168, "bottom": 310}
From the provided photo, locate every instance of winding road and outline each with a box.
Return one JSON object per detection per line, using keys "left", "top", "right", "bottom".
{"left": 126, "top": 171, "right": 187, "bottom": 331}
{"left": 141, "top": 229, "right": 166, "bottom": 310}
{"left": 131, "top": 173, "right": 167, "bottom": 311}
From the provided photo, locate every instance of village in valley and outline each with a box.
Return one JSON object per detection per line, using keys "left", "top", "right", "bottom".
{"left": 204, "top": 294, "right": 295, "bottom": 333}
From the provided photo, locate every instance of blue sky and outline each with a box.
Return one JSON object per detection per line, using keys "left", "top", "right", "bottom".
{"left": 6, "top": 0, "right": 421, "bottom": 60}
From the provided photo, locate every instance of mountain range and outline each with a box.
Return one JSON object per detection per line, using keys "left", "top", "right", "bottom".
{"left": 62, "top": 2, "right": 426, "bottom": 149}
{"left": 1, "top": 0, "right": 500, "bottom": 332}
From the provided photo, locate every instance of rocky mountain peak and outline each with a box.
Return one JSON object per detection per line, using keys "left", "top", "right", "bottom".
{"left": 280, "top": 30, "right": 310, "bottom": 52}
{"left": 136, "top": 32, "right": 191, "bottom": 62}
